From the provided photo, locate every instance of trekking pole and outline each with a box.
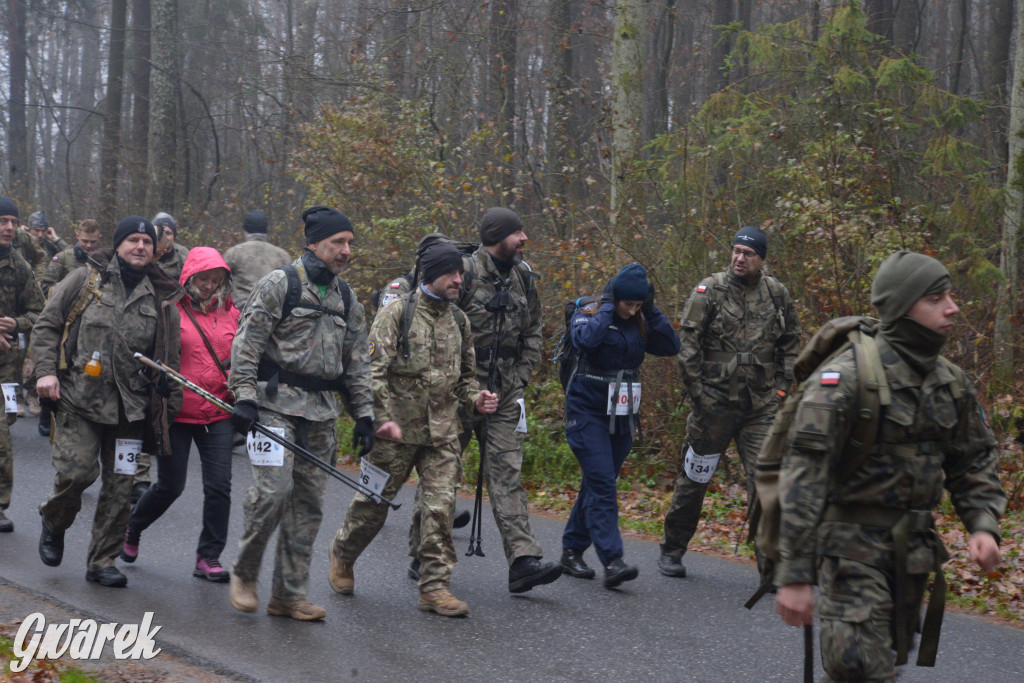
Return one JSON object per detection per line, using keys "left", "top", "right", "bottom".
{"left": 134, "top": 353, "right": 401, "bottom": 510}
{"left": 466, "top": 284, "right": 511, "bottom": 557}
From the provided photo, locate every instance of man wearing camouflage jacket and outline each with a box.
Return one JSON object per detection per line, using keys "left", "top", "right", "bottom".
{"left": 0, "top": 198, "right": 45, "bottom": 533}
{"left": 775, "top": 251, "right": 1005, "bottom": 680}
{"left": 330, "top": 241, "right": 497, "bottom": 617}
{"left": 660, "top": 226, "right": 801, "bottom": 578}
{"left": 33, "top": 216, "right": 182, "bottom": 587}
{"left": 223, "top": 209, "right": 292, "bottom": 307}
{"left": 228, "top": 206, "right": 374, "bottom": 622}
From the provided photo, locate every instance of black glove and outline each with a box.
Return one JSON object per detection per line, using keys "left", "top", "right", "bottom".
{"left": 155, "top": 374, "right": 172, "bottom": 399}
{"left": 642, "top": 283, "right": 656, "bottom": 314}
{"left": 231, "top": 400, "right": 259, "bottom": 436}
{"left": 353, "top": 416, "right": 376, "bottom": 457}
{"left": 601, "top": 279, "right": 614, "bottom": 305}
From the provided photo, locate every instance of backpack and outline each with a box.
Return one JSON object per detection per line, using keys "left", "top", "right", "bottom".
{"left": 370, "top": 235, "right": 478, "bottom": 315}
{"left": 279, "top": 263, "right": 353, "bottom": 324}
{"left": 550, "top": 295, "right": 601, "bottom": 390}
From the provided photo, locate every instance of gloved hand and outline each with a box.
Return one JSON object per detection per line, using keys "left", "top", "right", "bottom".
{"left": 642, "top": 284, "right": 656, "bottom": 314}
{"left": 231, "top": 399, "right": 259, "bottom": 436}
{"left": 601, "top": 279, "right": 615, "bottom": 305}
{"left": 155, "top": 374, "right": 172, "bottom": 398}
{"left": 353, "top": 416, "right": 376, "bottom": 457}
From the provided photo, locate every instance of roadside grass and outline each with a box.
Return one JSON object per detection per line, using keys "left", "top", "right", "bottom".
{"left": 0, "top": 634, "right": 104, "bottom": 682}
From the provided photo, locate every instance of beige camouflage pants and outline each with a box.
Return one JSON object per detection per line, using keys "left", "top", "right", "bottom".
{"left": 334, "top": 438, "right": 462, "bottom": 593}
{"left": 233, "top": 409, "right": 334, "bottom": 601}
{"left": 38, "top": 405, "right": 142, "bottom": 570}
{"left": 0, "top": 352, "right": 19, "bottom": 508}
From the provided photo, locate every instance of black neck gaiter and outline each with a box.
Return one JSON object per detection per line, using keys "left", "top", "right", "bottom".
{"left": 880, "top": 317, "right": 947, "bottom": 376}
{"left": 301, "top": 249, "right": 336, "bottom": 286}
{"left": 117, "top": 255, "right": 146, "bottom": 298}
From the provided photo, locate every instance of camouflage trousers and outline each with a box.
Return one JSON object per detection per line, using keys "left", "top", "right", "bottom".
{"left": 0, "top": 352, "right": 19, "bottom": 508}
{"left": 661, "top": 398, "right": 777, "bottom": 559}
{"left": 233, "top": 409, "right": 335, "bottom": 602}
{"left": 38, "top": 404, "right": 142, "bottom": 570}
{"left": 335, "top": 438, "right": 462, "bottom": 594}
{"left": 132, "top": 453, "right": 152, "bottom": 487}
{"left": 817, "top": 555, "right": 927, "bottom": 682}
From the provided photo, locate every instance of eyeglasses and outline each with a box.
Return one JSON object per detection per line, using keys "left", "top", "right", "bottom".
{"left": 732, "top": 247, "right": 758, "bottom": 258}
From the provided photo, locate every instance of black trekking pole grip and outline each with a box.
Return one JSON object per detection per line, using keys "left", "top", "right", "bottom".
{"left": 133, "top": 353, "right": 401, "bottom": 510}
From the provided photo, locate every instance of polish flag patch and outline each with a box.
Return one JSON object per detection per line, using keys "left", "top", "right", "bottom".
{"left": 820, "top": 372, "right": 841, "bottom": 386}
{"left": 389, "top": 282, "right": 401, "bottom": 289}
{"left": 696, "top": 285, "right": 707, "bottom": 293}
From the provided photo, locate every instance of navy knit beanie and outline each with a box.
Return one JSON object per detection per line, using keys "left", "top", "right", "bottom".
{"left": 243, "top": 209, "right": 269, "bottom": 234}
{"left": 113, "top": 216, "right": 158, "bottom": 250}
{"left": 0, "top": 198, "right": 18, "bottom": 220}
{"left": 733, "top": 226, "right": 767, "bottom": 259}
{"left": 612, "top": 263, "right": 649, "bottom": 302}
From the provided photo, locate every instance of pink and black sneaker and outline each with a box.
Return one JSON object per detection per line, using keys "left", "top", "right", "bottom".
{"left": 193, "top": 555, "right": 230, "bottom": 583}
{"left": 120, "top": 526, "right": 140, "bottom": 563}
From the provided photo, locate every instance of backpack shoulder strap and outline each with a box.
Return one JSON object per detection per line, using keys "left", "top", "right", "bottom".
{"left": 58, "top": 266, "right": 103, "bottom": 372}
{"left": 451, "top": 304, "right": 472, "bottom": 353}
{"left": 840, "top": 329, "right": 890, "bottom": 476}
{"left": 280, "top": 264, "right": 302, "bottom": 321}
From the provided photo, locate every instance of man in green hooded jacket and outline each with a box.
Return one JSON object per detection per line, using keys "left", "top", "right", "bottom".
{"left": 774, "top": 251, "right": 1005, "bottom": 681}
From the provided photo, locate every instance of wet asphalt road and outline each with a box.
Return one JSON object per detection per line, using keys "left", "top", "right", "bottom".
{"left": 2, "top": 417, "right": 1023, "bottom": 682}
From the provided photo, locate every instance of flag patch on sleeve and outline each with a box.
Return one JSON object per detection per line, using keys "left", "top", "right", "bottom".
{"left": 820, "top": 372, "right": 841, "bottom": 386}
{"left": 696, "top": 285, "right": 707, "bottom": 293}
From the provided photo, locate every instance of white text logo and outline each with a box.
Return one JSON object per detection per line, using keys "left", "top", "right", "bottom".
{"left": 11, "top": 612, "right": 162, "bottom": 673}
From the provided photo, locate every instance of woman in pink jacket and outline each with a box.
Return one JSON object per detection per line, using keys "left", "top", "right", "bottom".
{"left": 122, "top": 247, "right": 240, "bottom": 582}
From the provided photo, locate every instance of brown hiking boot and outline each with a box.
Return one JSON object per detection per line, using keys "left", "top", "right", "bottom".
{"left": 229, "top": 574, "right": 258, "bottom": 613}
{"left": 418, "top": 588, "right": 469, "bottom": 617}
{"left": 267, "top": 596, "right": 326, "bottom": 621}
{"left": 328, "top": 544, "right": 354, "bottom": 595}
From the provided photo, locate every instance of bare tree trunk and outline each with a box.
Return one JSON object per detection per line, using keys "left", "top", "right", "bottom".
{"left": 993, "top": 0, "right": 1024, "bottom": 393}
{"left": 129, "top": 0, "right": 151, "bottom": 209}
{"left": 643, "top": 0, "right": 676, "bottom": 142}
{"left": 98, "top": 0, "right": 128, "bottom": 226}
{"left": 810, "top": 0, "right": 821, "bottom": 42}
{"left": 545, "top": 0, "right": 574, "bottom": 235}
{"left": 892, "top": 0, "right": 919, "bottom": 54}
{"left": 864, "top": 0, "right": 893, "bottom": 43}
{"left": 385, "top": 1, "right": 408, "bottom": 93}
{"left": 950, "top": 0, "right": 969, "bottom": 96}
{"left": 490, "top": 0, "right": 518, "bottom": 203}
{"left": 708, "top": 0, "right": 732, "bottom": 96}
{"left": 7, "top": 0, "right": 28, "bottom": 200}
{"left": 987, "top": 0, "right": 1014, "bottom": 163}
{"left": 610, "top": 0, "right": 644, "bottom": 229}
{"left": 146, "top": 0, "right": 178, "bottom": 215}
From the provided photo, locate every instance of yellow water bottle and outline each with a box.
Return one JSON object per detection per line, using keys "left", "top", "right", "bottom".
{"left": 84, "top": 351, "right": 102, "bottom": 377}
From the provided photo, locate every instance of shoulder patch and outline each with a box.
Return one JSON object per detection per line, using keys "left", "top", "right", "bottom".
{"left": 389, "top": 282, "right": 401, "bottom": 289}
{"left": 368, "top": 340, "right": 376, "bottom": 357}
{"left": 820, "top": 371, "right": 841, "bottom": 386}
{"left": 380, "top": 292, "right": 400, "bottom": 308}
{"left": 696, "top": 284, "right": 707, "bottom": 293}
{"left": 51, "top": 255, "right": 58, "bottom": 262}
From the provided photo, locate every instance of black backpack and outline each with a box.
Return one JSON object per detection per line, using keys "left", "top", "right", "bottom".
{"left": 370, "top": 235, "right": 478, "bottom": 315}
{"left": 551, "top": 295, "right": 601, "bottom": 390}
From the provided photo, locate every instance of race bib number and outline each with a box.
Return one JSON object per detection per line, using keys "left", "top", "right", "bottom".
{"left": 359, "top": 458, "right": 390, "bottom": 503}
{"left": 683, "top": 445, "right": 720, "bottom": 484}
{"left": 247, "top": 427, "right": 285, "bottom": 467}
{"left": 606, "top": 382, "right": 642, "bottom": 415}
{"left": 515, "top": 397, "right": 528, "bottom": 434}
{"left": 114, "top": 438, "right": 143, "bottom": 476}
{"left": 1, "top": 383, "right": 17, "bottom": 414}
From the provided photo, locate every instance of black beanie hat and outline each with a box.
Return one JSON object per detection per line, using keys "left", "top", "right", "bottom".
{"left": 302, "top": 206, "right": 353, "bottom": 244}
{"left": 733, "top": 226, "right": 767, "bottom": 259}
{"left": 0, "top": 197, "right": 19, "bottom": 220}
{"left": 153, "top": 212, "right": 177, "bottom": 237}
{"left": 420, "top": 242, "right": 464, "bottom": 285}
{"left": 613, "top": 263, "right": 650, "bottom": 302}
{"left": 113, "top": 215, "right": 158, "bottom": 250}
{"left": 478, "top": 208, "right": 523, "bottom": 246}
{"left": 244, "top": 209, "right": 269, "bottom": 234}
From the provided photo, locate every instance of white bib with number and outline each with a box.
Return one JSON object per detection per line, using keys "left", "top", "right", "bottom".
{"left": 683, "top": 445, "right": 721, "bottom": 484}
{"left": 359, "top": 458, "right": 390, "bottom": 503}
{"left": 114, "top": 438, "right": 143, "bottom": 476}
{"left": 1, "top": 383, "right": 17, "bottom": 414}
{"left": 606, "top": 382, "right": 641, "bottom": 415}
{"left": 515, "top": 398, "right": 528, "bottom": 434}
{"left": 247, "top": 427, "right": 286, "bottom": 467}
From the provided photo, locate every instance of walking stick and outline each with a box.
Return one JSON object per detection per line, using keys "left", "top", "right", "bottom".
{"left": 134, "top": 353, "right": 401, "bottom": 510}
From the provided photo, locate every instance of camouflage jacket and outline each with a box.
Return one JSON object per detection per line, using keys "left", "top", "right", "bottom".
{"left": 223, "top": 234, "right": 292, "bottom": 307}
{"left": 156, "top": 242, "right": 190, "bottom": 281}
{"left": 774, "top": 337, "right": 1006, "bottom": 586}
{"left": 0, "top": 248, "right": 45, "bottom": 360}
{"left": 229, "top": 258, "right": 373, "bottom": 422}
{"left": 40, "top": 245, "right": 89, "bottom": 296}
{"left": 30, "top": 250, "right": 183, "bottom": 450}
{"left": 457, "top": 248, "right": 542, "bottom": 396}
{"left": 370, "top": 288, "right": 480, "bottom": 446}
{"left": 678, "top": 270, "right": 800, "bottom": 409}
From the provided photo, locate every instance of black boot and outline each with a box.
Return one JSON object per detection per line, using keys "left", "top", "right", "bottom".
{"left": 603, "top": 557, "right": 639, "bottom": 589}
{"left": 39, "top": 521, "right": 64, "bottom": 567}
{"left": 0, "top": 509, "right": 12, "bottom": 533}
{"left": 657, "top": 553, "right": 687, "bottom": 578}
{"left": 408, "top": 558, "right": 421, "bottom": 581}
{"left": 560, "top": 549, "right": 595, "bottom": 579}
{"left": 38, "top": 406, "right": 51, "bottom": 437}
{"left": 86, "top": 566, "right": 128, "bottom": 587}
{"left": 508, "top": 556, "right": 562, "bottom": 593}
{"left": 452, "top": 509, "right": 471, "bottom": 529}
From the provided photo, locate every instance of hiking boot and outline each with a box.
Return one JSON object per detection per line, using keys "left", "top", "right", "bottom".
{"left": 603, "top": 558, "right": 639, "bottom": 589}
{"left": 560, "top": 549, "right": 595, "bottom": 579}
{"left": 130, "top": 482, "right": 149, "bottom": 506}
{"left": 0, "top": 509, "right": 13, "bottom": 533}
{"left": 657, "top": 553, "right": 687, "bottom": 578}
{"left": 193, "top": 555, "right": 230, "bottom": 582}
{"left": 508, "top": 556, "right": 562, "bottom": 593}
{"left": 38, "top": 419, "right": 50, "bottom": 437}
{"left": 453, "top": 509, "right": 471, "bottom": 529}
{"left": 408, "top": 558, "right": 421, "bottom": 581}
{"left": 418, "top": 588, "right": 469, "bottom": 617}
{"left": 267, "top": 596, "right": 326, "bottom": 621}
{"left": 86, "top": 566, "right": 128, "bottom": 588}
{"left": 229, "top": 574, "right": 258, "bottom": 613}
{"left": 120, "top": 526, "right": 140, "bottom": 563}
{"left": 39, "top": 521, "right": 64, "bottom": 566}
{"left": 328, "top": 544, "right": 354, "bottom": 595}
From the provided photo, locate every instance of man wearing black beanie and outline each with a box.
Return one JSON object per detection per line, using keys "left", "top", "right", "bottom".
{"left": 0, "top": 198, "right": 45, "bottom": 533}
{"left": 660, "top": 225, "right": 801, "bottom": 581}
{"left": 32, "top": 214, "right": 183, "bottom": 587}
{"left": 228, "top": 205, "right": 374, "bottom": 621}
{"left": 223, "top": 209, "right": 291, "bottom": 306}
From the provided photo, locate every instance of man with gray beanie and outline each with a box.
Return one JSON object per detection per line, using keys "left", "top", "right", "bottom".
{"left": 223, "top": 209, "right": 292, "bottom": 307}
{"left": 228, "top": 205, "right": 374, "bottom": 621}
{"left": 330, "top": 241, "right": 498, "bottom": 616}
{"left": 773, "top": 251, "right": 1004, "bottom": 679}
{"left": 660, "top": 225, "right": 801, "bottom": 579}
{"left": 152, "top": 212, "right": 189, "bottom": 281}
